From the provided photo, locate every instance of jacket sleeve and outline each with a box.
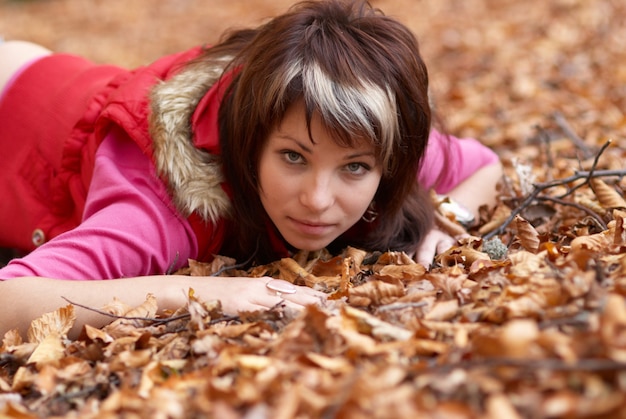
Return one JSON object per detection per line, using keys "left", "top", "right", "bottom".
{"left": 0, "top": 129, "right": 197, "bottom": 280}
{"left": 417, "top": 129, "right": 500, "bottom": 194}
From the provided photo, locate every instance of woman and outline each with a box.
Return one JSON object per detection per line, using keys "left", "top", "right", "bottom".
{"left": 0, "top": 0, "right": 501, "bottom": 337}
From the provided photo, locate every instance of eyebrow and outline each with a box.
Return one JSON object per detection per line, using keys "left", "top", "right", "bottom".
{"left": 277, "top": 134, "right": 313, "bottom": 154}
{"left": 276, "top": 134, "right": 377, "bottom": 160}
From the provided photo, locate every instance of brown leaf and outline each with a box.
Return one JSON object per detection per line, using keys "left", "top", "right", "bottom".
{"left": 613, "top": 209, "right": 626, "bottom": 245}
{"left": 27, "top": 305, "right": 76, "bottom": 343}
{"left": 423, "top": 299, "right": 459, "bottom": 321}
{"left": 569, "top": 230, "right": 612, "bottom": 253}
{"left": 188, "top": 255, "right": 238, "bottom": 276}
{"left": 349, "top": 278, "right": 405, "bottom": 307}
{"left": 478, "top": 204, "right": 512, "bottom": 235}
{"left": 1, "top": 329, "right": 23, "bottom": 350}
{"left": 590, "top": 177, "right": 626, "bottom": 209}
{"left": 436, "top": 245, "right": 491, "bottom": 268}
{"left": 341, "top": 306, "right": 413, "bottom": 341}
{"left": 26, "top": 332, "right": 65, "bottom": 368}
{"left": 514, "top": 215, "right": 540, "bottom": 253}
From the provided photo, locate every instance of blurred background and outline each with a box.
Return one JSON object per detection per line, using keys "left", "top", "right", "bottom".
{"left": 1, "top": 0, "right": 625, "bottom": 153}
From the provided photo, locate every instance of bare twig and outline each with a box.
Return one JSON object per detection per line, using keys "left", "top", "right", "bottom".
{"left": 552, "top": 111, "right": 596, "bottom": 159}
{"left": 483, "top": 140, "right": 622, "bottom": 239}
{"left": 536, "top": 195, "right": 607, "bottom": 230}
{"left": 62, "top": 296, "right": 238, "bottom": 325}
{"left": 558, "top": 139, "right": 613, "bottom": 198}
{"left": 210, "top": 241, "right": 259, "bottom": 276}
{"left": 536, "top": 125, "right": 555, "bottom": 173}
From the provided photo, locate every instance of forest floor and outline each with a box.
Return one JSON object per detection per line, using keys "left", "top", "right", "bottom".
{"left": 1, "top": 0, "right": 626, "bottom": 417}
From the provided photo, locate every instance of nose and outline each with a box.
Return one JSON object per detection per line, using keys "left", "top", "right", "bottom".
{"left": 299, "top": 171, "right": 335, "bottom": 213}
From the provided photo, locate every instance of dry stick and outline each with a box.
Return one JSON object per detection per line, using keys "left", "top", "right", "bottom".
{"left": 557, "top": 139, "right": 612, "bottom": 198}
{"left": 552, "top": 111, "right": 596, "bottom": 160}
{"left": 61, "top": 296, "right": 238, "bottom": 325}
{"left": 536, "top": 126, "right": 555, "bottom": 174}
{"left": 536, "top": 195, "right": 607, "bottom": 230}
{"left": 483, "top": 140, "right": 623, "bottom": 240}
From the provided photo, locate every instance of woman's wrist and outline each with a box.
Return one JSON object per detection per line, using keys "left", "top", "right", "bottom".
{"left": 436, "top": 194, "right": 475, "bottom": 227}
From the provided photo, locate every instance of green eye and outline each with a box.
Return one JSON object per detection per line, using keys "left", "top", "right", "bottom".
{"left": 345, "top": 162, "right": 370, "bottom": 175}
{"left": 347, "top": 163, "right": 362, "bottom": 172}
{"left": 281, "top": 150, "right": 303, "bottom": 164}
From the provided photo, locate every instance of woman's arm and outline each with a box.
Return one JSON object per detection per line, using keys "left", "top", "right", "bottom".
{"left": 415, "top": 161, "right": 503, "bottom": 267}
{"left": 446, "top": 161, "right": 503, "bottom": 218}
{"left": 0, "top": 275, "right": 326, "bottom": 339}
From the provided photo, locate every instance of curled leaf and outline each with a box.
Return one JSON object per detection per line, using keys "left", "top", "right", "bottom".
{"left": 27, "top": 305, "right": 76, "bottom": 343}
{"left": 349, "top": 278, "right": 405, "bottom": 307}
{"left": 570, "top": 230, "right": 612, "bottom": 253}
{"left": 613, "top": 209, "right": 626, "bottom": 245}
{"left": 189, "top": 255, "right": 238, "bottom": 276}
{"left": 436, "top": 246, "right": 490, "bottom": 267}
{"left": 590, "top": 178, "right": 626, "bottom": 209}
{"left": 514, "top": 215, "right": 540, "bottom": 253}
{"left": 26, "top": 332, "right": 65, "bottom": 368}
{"left": 576, "top": 196, "right": 607, "bottom": 217}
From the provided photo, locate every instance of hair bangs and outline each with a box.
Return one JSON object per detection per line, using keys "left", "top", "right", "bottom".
{"left": 297, "top": 61, "right": 397, "bottom": 169}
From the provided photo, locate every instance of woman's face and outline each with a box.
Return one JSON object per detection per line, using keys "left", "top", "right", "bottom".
{"left": 258, "top": 101, "right": 383, "bottom": 251}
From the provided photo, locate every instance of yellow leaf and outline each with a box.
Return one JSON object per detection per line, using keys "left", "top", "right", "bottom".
{"left": 27, "top": 305, "right": 75, "bottom": 343}
{"left": 590, "top": 177, "right": 626, "bottom": 209}
{"left": 26, "top": 332, "right": 65, "bottom": 368}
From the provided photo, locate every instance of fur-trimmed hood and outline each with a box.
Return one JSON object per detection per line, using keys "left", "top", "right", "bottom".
{"left": 148, "top": 57, "right": 232, "bottom": 224}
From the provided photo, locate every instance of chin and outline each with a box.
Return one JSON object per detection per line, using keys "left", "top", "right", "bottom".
{"left": 286, "top": 237, "right": 334, "bottom": 252}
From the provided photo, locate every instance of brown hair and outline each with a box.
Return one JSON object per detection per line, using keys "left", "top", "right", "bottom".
{"left": 207, "top": 0, "right": 433, "bottom": 262}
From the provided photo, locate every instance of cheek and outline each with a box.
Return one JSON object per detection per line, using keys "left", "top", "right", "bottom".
{"left": 257, "top": 158, "right": 289, "bottom": 206}
{"left": 257, "top": 151, "right": 274, "bottom": 195}
{"left": 344, "top": 177, "right": 381, "bottom": 215}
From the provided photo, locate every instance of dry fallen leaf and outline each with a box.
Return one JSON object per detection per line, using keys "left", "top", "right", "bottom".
{"left": 26, "top": 305, "right": 76, "bottom": 344}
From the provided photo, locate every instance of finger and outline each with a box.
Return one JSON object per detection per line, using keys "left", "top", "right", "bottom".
{"left": 416, "top": 241, "right": 437, "bottom": 268}
{"left": 262, "top": 286, "right": 326, "bottom": 306}
{"left": 255, "top": 281, "right": 324, "bottom": 308}
{"left": 253, "top": 295, "right": 320, "bottom": 312}
{"left": 281, "top": 291, "right": 326, "bottom": 307}
{"left": 436, "top": 237, "right": 456, "bottom": 255}
{"left": 293, "top": 285, "right": 327, "bottom": 299}
{"left": 262, "top": 278, "right": 326, "bottom": 300}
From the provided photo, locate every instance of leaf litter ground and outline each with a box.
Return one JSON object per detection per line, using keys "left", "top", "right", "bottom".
{"left": 1, "top": 0, "right": 625, "bottom": 417}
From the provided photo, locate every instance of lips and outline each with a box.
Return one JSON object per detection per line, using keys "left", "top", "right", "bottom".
{"left": 289, "top": 217, "right": 335, "bottom": 236}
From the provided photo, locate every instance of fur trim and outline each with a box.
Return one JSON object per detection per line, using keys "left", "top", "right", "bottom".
{"left": 149, "top": 59, "right": 231, "bottom": 223}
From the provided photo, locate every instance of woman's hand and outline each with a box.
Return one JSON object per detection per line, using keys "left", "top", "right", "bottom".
{"left": 413, "top": 162, "right": 503, "bottom": 268}
{"left": 185, "top": 276, "right": 327, "bottom": 314}
{"left": 414, "top": 228, "right": 461, "bottom": 268}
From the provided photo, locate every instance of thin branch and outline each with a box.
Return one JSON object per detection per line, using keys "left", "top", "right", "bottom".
{"left": 536, "top": 195, "right": 607, "bottom": 230}
{"left": 210, "top": 240, "right": 259, "bottom": 276}
{"left": 483, "top": 141, "right": 622, "bottom": 239}
{"left": 558, "top": 139, "right": 613, "bottom": 198}
{"left": 61, "top": 296, "right": 238, "bottom": 325}
{"left": 552, "top": 111, "right": 595, "bottom": 160}
{"left": 211, "top": 252, "right": 256, "bottom": 277}
{"left": 536, "top": 125, "right": 555, "bottom": 172}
